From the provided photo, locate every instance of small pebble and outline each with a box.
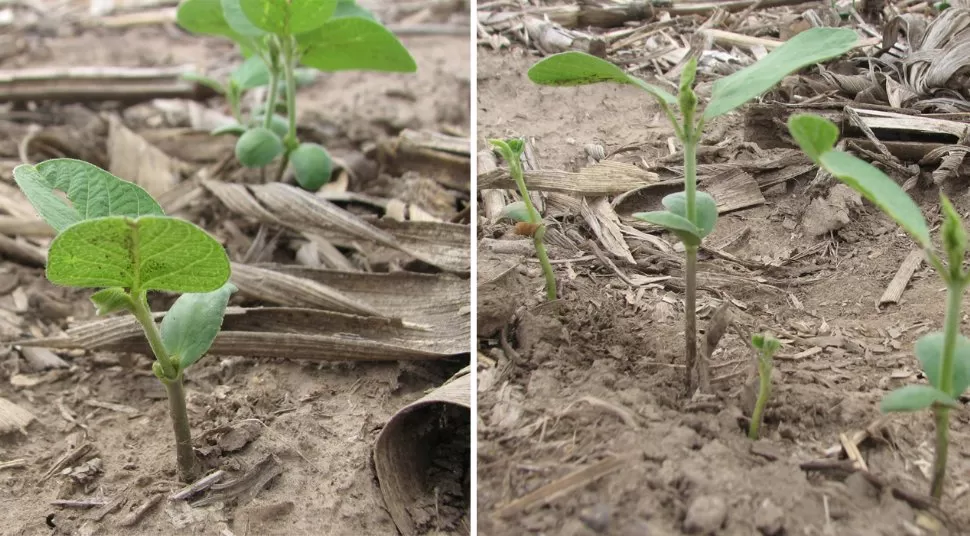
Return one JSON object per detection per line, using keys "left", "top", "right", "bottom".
{"left": 579, "top": 503, "right": 611, "bottom": 533}
{"left": 754, "top": 499, "right": 784, "bottom": 536}
{"left": 683, "top": 495, "right": 727, "bottom": 534}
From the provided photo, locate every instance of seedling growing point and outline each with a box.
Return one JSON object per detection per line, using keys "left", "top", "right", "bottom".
{"left": 748, "top": 333, "right": 780, "bottom": 440}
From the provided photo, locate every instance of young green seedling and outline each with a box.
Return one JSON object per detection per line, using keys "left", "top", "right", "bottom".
{"left": 526, "top": 28, "right": 857, "bottom": 394}
{"left": 788, "top": 114, "right": 970, "bottom": 500}
{"left": 14, "top": 159, "right": 235, "bottom": 483}
{"left": 176, "top": 0, "right": 416, "bottom": 191}
{"left": 748, "top": 333, "right": 780, "bottom": 440}
{"left": 490, "top": 138, "right": 556, "bottom": 301}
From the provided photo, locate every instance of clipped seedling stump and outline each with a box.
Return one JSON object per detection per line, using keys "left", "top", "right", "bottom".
{"left": 374, "top": 368, "right": 470, "bottom": 535}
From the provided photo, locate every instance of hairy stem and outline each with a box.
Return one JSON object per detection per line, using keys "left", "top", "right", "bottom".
{"left": 930, "top": 279, "right": 964, "bottom": 498}
{"left": 509, "top": 150, "right": 557, "bottom": 300}
{"left": 162, "top": 375, "right": 201, "bottom": 483}
{"left": 533, "top": 226, "right": 556, "bottom": 301}
{"left": 749, "top": 357, "right": 772, "bottom": 440}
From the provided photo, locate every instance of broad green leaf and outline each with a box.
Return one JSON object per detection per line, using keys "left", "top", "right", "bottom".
{"left": 47, "top": 216, "right": 230, "bottom": 293}
{"left": 299, "top": 17, "right": 416, "bottom": 73}
{"left": 528, "top": 52, "right": 676, "bottom": 105}
{"left": 662, "top": 191, "right": 718, "bottom": 238}
{"left": 333, "top": 0, "right": 377, "bottom": 20}
{"left": 498, "top": 201, "right": 530, "bottom": 223}
{"left": 230, "top": 56, "right": 270, "bottom": 90}
{"left": 240, "top": 0, "right": 337, "bottom": 36}
{"left": 221, "top": 0, "right": 265, "bottom": 37}
{"left": 880, "top": 384, "right": 960, "bottom": 412}
{"left": 914, "top": 332, "right": 970, "bottom": 397}
{"left": 704, "top": 28, "right": 857, "bottom": 119}
{"left": 177, "top": 0, "right": 243, "bottom": 40}
{"left": 90, "top": 287, "right": 133, "bottom": 315}
{"left": 211, "top": 123, "right": 247, "bottom": 136}
{"left": 290, "top": 143, "right": 333, "bottom": 191}
{"left": 182, "top": 72, "right": 225, "bottom": 94}
{"left": 162, "top": 282, "right": 237, "bottom": 369}
{"left": 235, "top": 127, "right": 283, "bottom": 167}
{"left": 819, "top": 150, "right": 931, "bottom": 249}
{"left": 13, "top": 159, "right": 163, "bottom": 233}
{"left": 632, "top": 210, "right": 701, "bottom": 245}
{"left": 787, "top": 113, "right": 838, "bottom": 162}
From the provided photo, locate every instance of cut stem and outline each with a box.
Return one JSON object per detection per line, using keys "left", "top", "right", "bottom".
{"left": 930, "top": 278, "right": 964, "bottom": 498}
{"left": 162, "top": 375, "right": 201, "bottom": 482}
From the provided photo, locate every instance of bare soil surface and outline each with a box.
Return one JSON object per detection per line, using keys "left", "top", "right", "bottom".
{"left": 0, "top": 1, "right": 470, "bottom": 535}
{"left": 477, "top": 34, "right": 970, "bottom": 536}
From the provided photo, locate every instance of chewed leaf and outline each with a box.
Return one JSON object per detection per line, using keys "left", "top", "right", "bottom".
{"left": 528, "top": 52, "right": 676, "bottom": 105}
{"left": 633, "top": 210, "right": 701, "bottom": 245}
{"left": 90, "top": 287, "right": 133, "bottom": 316}
{"left": 240, "top": 0, "right": 337, "bottom": 35}
{"left": 788, "top": 114, "right": 838, "bottom": 163}
{"left": 499, "top": 201, "right": 531, "bottom": 223}
{"left": 47, "top": 216, "right": 230, "bottom": 293}
{"left": 881, "top": 384, "right": 960, "bottom": 413}
{"left": 705, "top": 28, "right": 857, "bottom": 119}
{"left": 162, "top": 282, "right": 237, "bottom": 370}
{"left": 818, "top": 150, "right": 931, "bottom": 249}
{"left": 299, "top": 17, "right": 416, "bottom": 73}
{"left": 14, "top": 159, "right": 163, "bottom": 233}
{"left": 915, "top": 332, "right": 970, "bottom": 397}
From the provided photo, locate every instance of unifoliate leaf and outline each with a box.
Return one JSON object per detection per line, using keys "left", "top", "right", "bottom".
{"left": 678, "top": 57, "right": 698, "bottom": 117}
{"left": 914, "top": 332, "right": 970, "bottom": 397}
{"left": 47, "top": 216, "right": 230, "bottom": 293}
{"left": 527, "top": 52, "right": 676, "bottom": 105}
{"left": 752, "top": 333, "right": 765, "bottom": 349}
{"left": 298, "top": 17, "right": 416, "bottom": 73}
{"left": 632, "top": 210, "right": 701, "bottom": 245}
{"left": 704, "top": 28, "right": 858, "bottom": 119}
{"left": 13, "top": 159, "right": 163, "bottom": 233}
{"left": 498, "top": 201, "right": 531, "bottom": 223}
{"left": 788, "top": 114, "right": 839, "bottom": 162}
{"left": 819, "top": 150, "right": 931, "bottom": 249}
{"left": 880, "top": 384, "right": 961, "bottom": 412}
{"left": 221, "top": 0, "right": 265, "bottom": 37}
{"left": 161, "top": 282, "right": 237, "bottom": 369}
{"left": 230, "top": 56, "right": 270, "bottom": 90}
{"left": 661, "top": 191, "right": 718, "bottom": 238}
{"left": 90, "top": 287, "right": 134, "bottom": 316}
{"left": 332, "top": 0, "right": 377, "bottom": 20}
{"left": 941, "top": 194, "right": 967, "bottom": 273}
{"left": 506, "top": 138, "right": 525, "bottom": 156}
{"left": 211, "top": 123, "right": 247, "bottom": 136}
{"left": 182, "top": 72, "right": 225, "bottom": 94}
{"left": 240, "top": 0, "right": 337, "bottom": 36}
{"left": 177, "top": 0, "right": 242, "bottom": 39}
{"left": 291, "top": 143, "right": 333, "bottom": 191}
{"left": 235, "top": 127, "right": 283, "bottom": 167}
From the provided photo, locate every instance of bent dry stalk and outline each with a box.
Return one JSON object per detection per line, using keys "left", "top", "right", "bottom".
{"left": 525, "top": 27, "right": 857, "bottom": 394}
{"left": 787, "top": 113, "right": 970, "bottom": 501}
{"left": 176, "top": 0, "right": 416, "bottom": 191}
{"left": 14, "top": 158, "right": 236, "bottom": 483}
{"left": 748, "top": 333, "right": 780, "bottom": 440}
{"left": 490, "top": 138, "right": 557, "bottom": 301}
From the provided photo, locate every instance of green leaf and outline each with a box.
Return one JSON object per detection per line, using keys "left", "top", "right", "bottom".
{"left": 914, "top": 332, "right": 970, "bottom": 397}
{"left": 240, "top": 0, "right": 337, "bottom": 36}
{"left": 230, "top": 56, "right": 270, "bottom": 90}
{"left": 182, "top": 72, "right": 225, "bottom": 94}
{"left": 251, "top": 114, "right": 289, "bottom": 138}
{"left": 661, "top": 191, "right": 718, "bottom": 238}
{"left": 90, "top": 287, "right": 134, "bottom": 315}
{"left": 47, "top": 216, "right": 230, "bottom": 293}
{"left": 177, "top": 0, "right": 243, "bottom": 40}
{"left": 332, "top": 0, "right": 377, "bottom": 20}
{"left": 632, "top": 210, "right": 701, "bottom": 245}
{"left": 221, "top": 0, "right": 265, "bottom": 37}
{"left": 290, "top": 143, "right": 333, "bottom": 191}
{"left": 941, "top": 194, "right": 966, "bottom": 274}
{"left": 787, "top": 113, "right": 839, "bottom": 163}
{"left": 235, "top": 127, "right": 283, "bottom": 167}
{"left": 299, "top": 17, "right": 416, "bottom": 73}
{"left": 704, "top": 28, "right": 857, "bottom": 119}
{"left": 498, "top": 201, "right": 530, "bottom": 223}
{"left": 161, "top": 282, "right": 237, "bottom": 369}
{"left": 880, "top": 385, "right": 961, "bottom": 412}
{"left": 211, "top": 123, "right": 247, "bottom": 136}
{"left": 527, "top": 52, "right": 676, "bottom": 105}
{"left": 13, "top": 159, "right": 163, "bottom": 233}
{"left": 293, "top": 68, "right": 318, "bottom": 86}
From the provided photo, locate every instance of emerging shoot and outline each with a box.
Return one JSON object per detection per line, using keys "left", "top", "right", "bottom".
{"left": 748, "top": 333, "right": 780, "bottom": 440}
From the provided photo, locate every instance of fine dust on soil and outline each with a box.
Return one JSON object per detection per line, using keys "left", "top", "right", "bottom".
{"left": 477, "top": 47, "right": 970, "bottom": 535}
{"left": 0, "top": 2, "right": 471, "bottom": 535}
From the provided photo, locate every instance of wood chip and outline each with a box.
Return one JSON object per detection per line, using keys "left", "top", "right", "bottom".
{"left": 879, "top": 249, "right": 923, "bottom": 306}
{"left": 0, "top": 397, "right": 36, "bottom": 435}
{"left": 478, "top": 160, "right": 659, "bottom": 195}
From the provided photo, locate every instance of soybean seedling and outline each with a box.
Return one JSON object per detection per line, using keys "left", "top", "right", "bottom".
{"left": 526, "top": 28, "right": 857, "bottom": 394}
{"left": 14, "top": 159, "right": 235, "bottom": 483}
{"left": 748, "top": 333, "right": 780, "bottom": 440}
{"left": 788, "top": 114, "right": 970, "bottom": 500}
{"left": 490, "top": 138, "right": 556, "bottom": 301}
{"left": 176, "top": 0, "right": 416, "bottom": 191}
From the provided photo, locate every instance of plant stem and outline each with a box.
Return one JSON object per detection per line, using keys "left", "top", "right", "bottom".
{"left": 509, "top": 152, "right": 557, "bottom": 300}
{"left": 749, "top": 357, "right": 771, "bottom": 440}
{"left": 262, "top": 51, "right": 280, "bottom": 131}
{"left": 683, "top": 133, "right": 700, "bottom": 395}
{"left": 161, "top": 375, "right": 201, "bottom": 483}
{"left": 930, "top": 279, "right": 964, "bottom": 498}
{"left": 131, "top": 293, "right": 175, "bottom": 380}
{"left": 281, "top": 37, "right": 298, "bottom": 148}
